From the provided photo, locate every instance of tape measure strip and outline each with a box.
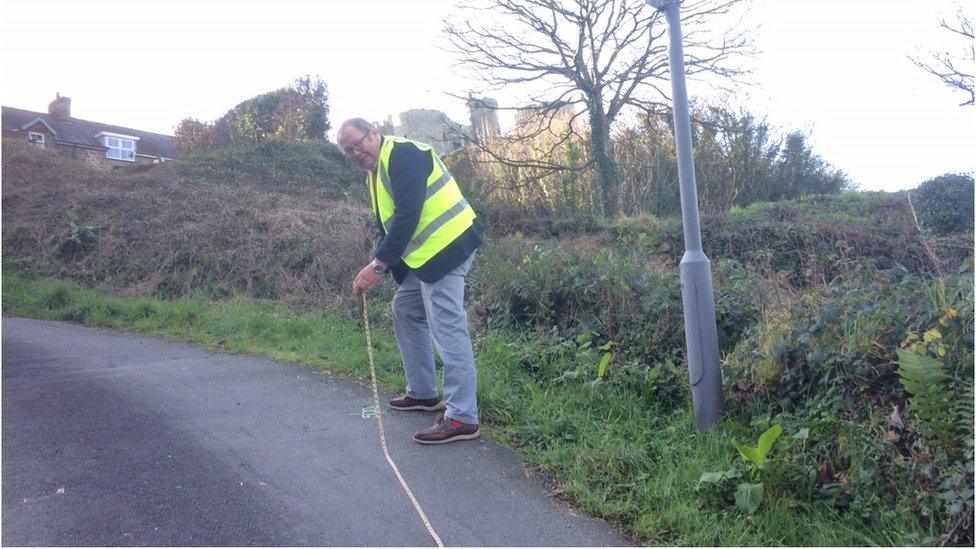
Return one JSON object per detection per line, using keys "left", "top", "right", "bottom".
{"left": 359, "top": 293, "right": 445, "bottom": 547}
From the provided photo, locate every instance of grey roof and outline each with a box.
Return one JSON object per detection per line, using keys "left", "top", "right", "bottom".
{"left": 1, "top": 106, "right": 179, "bottom": 159}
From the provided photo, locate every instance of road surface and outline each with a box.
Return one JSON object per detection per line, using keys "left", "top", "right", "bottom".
{"left": 2, "top": 317, "right": 628, "bottom": 546}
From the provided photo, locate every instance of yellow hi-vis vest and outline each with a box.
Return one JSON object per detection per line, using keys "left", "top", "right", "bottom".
{"left": 367, "top": 136, "right": 476, "bottom": 269}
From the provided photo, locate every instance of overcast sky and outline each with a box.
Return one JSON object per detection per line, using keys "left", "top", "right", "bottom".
{"left": 2, "top": 0, "right": 973, "bottom": 191}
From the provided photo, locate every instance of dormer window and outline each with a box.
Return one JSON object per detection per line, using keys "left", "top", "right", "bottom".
{"left": 95, "top": 132, "right": 139, "bottom": 162}
{"left": 106, "top": 137, "right": 135, "bottom": 161}
{"left": 28, "top": 132, "right": 45, "bottom": 149}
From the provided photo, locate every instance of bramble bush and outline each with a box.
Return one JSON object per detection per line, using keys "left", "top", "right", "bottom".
{"left": 609, "top": 194, "right": 971, "bottom": 286}
{"left": 468, "top": 234, "right": 764, "bottom": 365}
{"left": 722, "top": 266, "right": 974, "bottom": 544}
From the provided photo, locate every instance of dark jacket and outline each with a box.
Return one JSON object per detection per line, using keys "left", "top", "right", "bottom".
{"left": 372, "top": 137, "right": 482, "bottom": 284}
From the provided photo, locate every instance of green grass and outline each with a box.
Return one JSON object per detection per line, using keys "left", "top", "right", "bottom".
{"left": 2, "top": 272, "right": 933, "bottom": 545}
{"left": 1, "top": 272, "right": 404, "bottom": 389}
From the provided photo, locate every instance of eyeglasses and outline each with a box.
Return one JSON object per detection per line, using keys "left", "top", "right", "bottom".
{"left": 343, "top": 131, "right": 370, "bottom": 156}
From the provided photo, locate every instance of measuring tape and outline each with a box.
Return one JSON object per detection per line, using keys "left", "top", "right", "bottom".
{"left": 359, "top": 293, "right": 444, "bottom": 547}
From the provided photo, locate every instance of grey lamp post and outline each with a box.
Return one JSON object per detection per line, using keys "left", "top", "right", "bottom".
{"left": 645, "top": 0, "right": 724, "bottom": 429}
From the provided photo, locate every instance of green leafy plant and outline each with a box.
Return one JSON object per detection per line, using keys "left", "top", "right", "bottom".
{"left": 725, "top": 424, "right": 784, "bottom": 514}
{"left": 58, "top": 211, "right": 98, "bottom": 257}
{"left": 597, "top": 351, "right": 612, "bottom": 379}
{"left": 695, "top": 468, "right": 741, "bottom": 509}
{"left": 698, "top": 469, "right": 740, "bottom": 485}
{"left": 734, "top": 482, "right": 764, "bottom": 514}
{"left": 584, "top": 348, "right": 614, "bottom": 395}
{"left": 896, "top": 345, "right": 959, "bottom": 452}
{"left": 699, "top": 424, "right": 787, "bottom": 515}
{"left": 732, "top": 424, "right": 783, "bottom": 470}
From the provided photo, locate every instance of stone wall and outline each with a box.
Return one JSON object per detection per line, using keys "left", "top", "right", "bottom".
{"left": 53, "top": 145, "right": 158, "bottom": 170}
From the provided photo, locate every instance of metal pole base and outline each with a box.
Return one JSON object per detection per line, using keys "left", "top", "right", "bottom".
{"left": 679, "top": 250, "right": 724, "bottom": 429}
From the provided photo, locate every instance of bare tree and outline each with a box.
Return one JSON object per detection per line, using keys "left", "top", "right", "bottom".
{"left": 911, "top": 7, "right": 974, "bottom": 106}
{"left": 445, "top": 0, "right": 752, "bottom": 217}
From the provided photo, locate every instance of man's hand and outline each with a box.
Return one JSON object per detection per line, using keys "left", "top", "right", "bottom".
{"left": 352, "top": 261, "right": 386, "bottom": 294}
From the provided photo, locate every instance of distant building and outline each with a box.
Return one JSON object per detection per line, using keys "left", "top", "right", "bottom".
{"left": 373, "top": 97, "right": 502, "bottom": 154}
{"left": 375, "top": 108, "right": 468, "bottom": 155}
{"left": 2, "top": 94, "right": 179, "bottom": 169}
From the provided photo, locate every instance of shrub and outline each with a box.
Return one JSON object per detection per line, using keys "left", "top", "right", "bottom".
{"left": 913, "top": 173, "right": 975, "bottom": 236}
{"left": 469, "top": 235, "right": 763, "bottom": 365}
{"left": 175, "top": 75, "right": 332, "bottom": 153}
{"left": 728, "top": 267, "right": 973, "bottom": 419}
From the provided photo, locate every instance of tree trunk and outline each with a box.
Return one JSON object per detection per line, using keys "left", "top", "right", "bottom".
{"left": 586, "top": 95, "right": 622, "bottom": 219}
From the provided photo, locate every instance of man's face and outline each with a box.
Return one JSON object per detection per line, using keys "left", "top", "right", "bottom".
{"left": 338, "top": 125, "right": 380, "bottom": 170}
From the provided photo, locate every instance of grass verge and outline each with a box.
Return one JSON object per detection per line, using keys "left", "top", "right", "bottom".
{"left": 1, "top": 272, "right": 403, "bottom": 389}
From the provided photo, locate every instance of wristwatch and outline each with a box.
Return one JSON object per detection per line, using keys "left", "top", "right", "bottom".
{"left": 370, "top": 260, "right": 386, "bottom": 275}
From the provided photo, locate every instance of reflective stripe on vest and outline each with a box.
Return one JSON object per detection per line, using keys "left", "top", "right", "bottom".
{"left": 382, "top": 154, "right": 450, "bottom": 200}
{"left": 368, "top": 136, "right": 476, "bottom": 269}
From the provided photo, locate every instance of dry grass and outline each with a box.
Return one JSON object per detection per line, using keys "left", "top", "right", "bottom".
{"left": 2, "top": 138, "right": 372, "bottom": 309}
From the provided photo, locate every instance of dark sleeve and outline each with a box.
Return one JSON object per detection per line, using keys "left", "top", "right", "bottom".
{"left": 373, "top": 142, "right": 432, "bottom": 265}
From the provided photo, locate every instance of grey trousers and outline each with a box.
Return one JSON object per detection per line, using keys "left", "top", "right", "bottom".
{"left": 392, "top": 253, "right": 478, "bottom": 425}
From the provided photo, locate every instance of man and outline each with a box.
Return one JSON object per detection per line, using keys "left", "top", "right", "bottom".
{"left": 340, "top": 118, "right": 483, "bottom": 445}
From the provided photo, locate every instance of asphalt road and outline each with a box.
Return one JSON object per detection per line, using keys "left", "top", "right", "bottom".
{"left": 1, "top": 317, "right": 629, "bottom": 546}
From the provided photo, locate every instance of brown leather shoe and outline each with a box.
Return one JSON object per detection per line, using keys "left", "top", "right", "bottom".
{"left": 413, "top": 415, "right": 480, "bottom": 444}
{"left": 388, "top": 395, "right": 446, "bottom": 412}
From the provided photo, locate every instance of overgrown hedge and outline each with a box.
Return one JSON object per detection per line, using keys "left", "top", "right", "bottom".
{"left": 468, "top": 234, "right": 763, "bottom": 365}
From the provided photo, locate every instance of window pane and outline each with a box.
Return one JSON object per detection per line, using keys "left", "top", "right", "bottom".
{"left": 123, "top": 150, "right": 134, "bottom": 160}
{"left": 107, "top": 137, "right": 119, "bottom": 147}
{"left": 121, "top": 139, "right": 134, "bottom": 150}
